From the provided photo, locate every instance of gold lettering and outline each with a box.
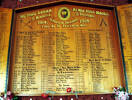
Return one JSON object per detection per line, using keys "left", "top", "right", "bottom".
{"left": 41, "top": 25, "right": 50, "bottom": 28}
{"left": 73, "top": 8, "right": 77, "bottom": 12}
{"left": 36, "top": 14, "right": 51, "bottom": 20}
{"left": 36, "top": 16, "right": 39, "bottom": 20}
{"left": 80, "top": 19, "right": 89, "bottom": 23}
{"left": 80, "top": 13, "right": 94, "bottom": 17}
{"left": 80, "top": 24, "right": 86, "bottom": 27}
{"left": 56, "top": 24, "right": 61, "bottom": 28}
{"left": 27, "top": 13, "right": 36, "bottom": 17}
{"left": 38, "top": 9, "right": 52, "bottom": 15}
{"left": 78, "top": 8, "right": 85, "bottom": 12}
{"left": 62, "top": 24, "right": 79, "bottom": 28}
{"left": 38, "top": 21, "right": 47, "bottom": 24}
{"left": 73, "top": 8, "right": 95, "bottom": 14}
{"left": 65, "top": 19, "right": 78, "bottom": 24}
{"left": 50, "top": 18, "right": 64, "bottom": 24}
{"left": 86, "top": 10, "right": 95, "bottom": 14}
{"left": 20, "top": 15, "right": 26, "bottom": 18}
{"left": 96, "top": 11, "right": 109, "bottom": 16}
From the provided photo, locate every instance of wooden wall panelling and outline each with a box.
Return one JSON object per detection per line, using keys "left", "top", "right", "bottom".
{"left": 0, "top": 0, "right": 132, "bottom": 100}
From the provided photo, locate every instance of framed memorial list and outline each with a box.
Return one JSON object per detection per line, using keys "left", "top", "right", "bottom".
{"left": 117, "top": 4, "right": 132, "bottom": 94}
{"left": 1, "top": 0, "right": 132, "bottom": 96}
{"left": 0, "top": 8, "right": 13, "bottom": 93}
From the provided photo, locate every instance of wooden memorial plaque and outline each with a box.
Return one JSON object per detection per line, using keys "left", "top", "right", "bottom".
{"left": 0, "top": 8, "right": 12, "bottom": 93}
{"left": 1, "top": 1, "right": 132, "bottom": 96}
{"left": 8, "top": 1, "right": 125, "bottom": 96}
{"left": 117, "top": 4, "right": 132, "bottom": 94}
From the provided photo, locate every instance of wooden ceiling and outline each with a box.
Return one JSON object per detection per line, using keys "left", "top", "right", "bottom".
{"left": 0, "top": 0, "right": 131, "bottom": 8}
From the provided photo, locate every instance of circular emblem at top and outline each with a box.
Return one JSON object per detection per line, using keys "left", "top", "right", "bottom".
{"left": 58, "top": 7, "right": 70, "bottom": 20}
